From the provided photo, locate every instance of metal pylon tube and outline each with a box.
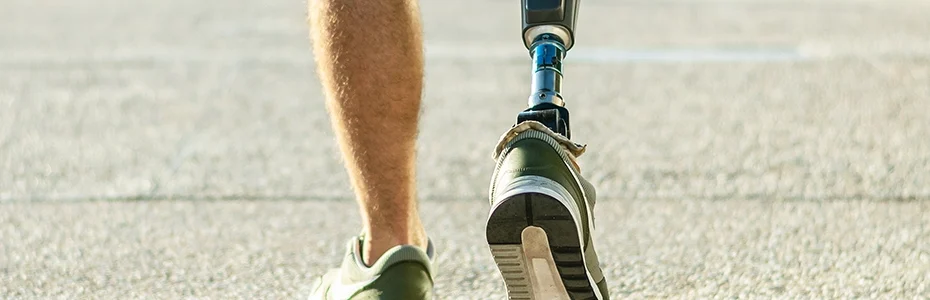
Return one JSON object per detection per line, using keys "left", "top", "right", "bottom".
{"left": 527, "top": 35, "right": 566, "bottom": 107}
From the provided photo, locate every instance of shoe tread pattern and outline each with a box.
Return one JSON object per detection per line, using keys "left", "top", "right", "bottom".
{"left": 487, "top": 193, "right": 598, "bottom": 300}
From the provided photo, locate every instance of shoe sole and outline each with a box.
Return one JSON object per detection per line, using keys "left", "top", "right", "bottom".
{"left": 486, "top": 177, "right": 605, "bottom": 300}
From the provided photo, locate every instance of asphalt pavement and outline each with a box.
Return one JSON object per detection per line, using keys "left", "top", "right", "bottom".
{"left": 2, "top": 0, "right": 929, "bottom": 298}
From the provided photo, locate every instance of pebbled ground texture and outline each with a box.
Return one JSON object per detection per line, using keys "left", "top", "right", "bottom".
{"left": 1, "top": 0, "right": 929, "bottom": 298}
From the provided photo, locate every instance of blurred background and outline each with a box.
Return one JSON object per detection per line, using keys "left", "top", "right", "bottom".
{"left": 2, "top": 0, "right": 929, "bottom": 298}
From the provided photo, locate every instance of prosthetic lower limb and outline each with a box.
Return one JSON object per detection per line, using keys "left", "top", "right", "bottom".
{"left": 485, "top": 1, "right": 611, "bottom": 299}
{"left": 516, "top": 0, "right": 581, "bottom": 139}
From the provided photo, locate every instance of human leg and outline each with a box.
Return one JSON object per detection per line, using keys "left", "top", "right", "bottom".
{"left": 307, "top": 0, "right": 434, "bottom": 299}
{"left": 308, "top": 0, "right": 427, "bottom": 265}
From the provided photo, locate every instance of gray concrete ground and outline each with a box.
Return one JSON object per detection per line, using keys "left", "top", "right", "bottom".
{"left": 2, "top": 200, "right": 929, "bottom": 298}
{"left": 1, "top": 0, "right": 929, "bottom": 298}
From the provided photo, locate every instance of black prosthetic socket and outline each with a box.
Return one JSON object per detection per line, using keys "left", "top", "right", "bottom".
{"left": 521, "top": 0, "right": 580, "bottom": 50}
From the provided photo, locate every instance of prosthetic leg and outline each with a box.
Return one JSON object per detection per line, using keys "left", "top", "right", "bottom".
{"left": 486, "top": 1, "right": 610, "bottom": 299}
{"left": 516, "top": 0, "right": 581, "bottom": 139}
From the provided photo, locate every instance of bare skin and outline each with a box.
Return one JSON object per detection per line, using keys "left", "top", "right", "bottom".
{"left": 308, "top": 0, "right": 428, "bottom": 266}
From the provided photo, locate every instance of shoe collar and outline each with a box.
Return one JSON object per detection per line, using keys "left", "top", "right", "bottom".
{"left": 492, "top": 120, "right": 587, "bottom": 165}
{"left": 344, "top": 234, "right": 435, "bottom": 279}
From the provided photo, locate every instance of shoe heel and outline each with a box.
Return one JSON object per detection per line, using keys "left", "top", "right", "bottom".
{"left": 486, "top": 186, "right": 602, "bottom": 300}
{"left": 489, "top": 226, "right": 571, "bottom": 300}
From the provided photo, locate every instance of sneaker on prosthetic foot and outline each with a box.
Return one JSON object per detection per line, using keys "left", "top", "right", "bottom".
{"left": 486, "top": 121, "right": 610, "bottom": 300}
{"left": 309, "top": 235, "right": 436, "bottom": 300}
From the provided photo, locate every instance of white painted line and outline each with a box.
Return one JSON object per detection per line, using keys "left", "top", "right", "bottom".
{"left": 568, "top": 48, "right": 806, "bottom": 62}
{"left": 424, "top": 44, "right": 808, "bottom": 63}
{"left": 2, "top": 43, "right": 928, "bottom": 65}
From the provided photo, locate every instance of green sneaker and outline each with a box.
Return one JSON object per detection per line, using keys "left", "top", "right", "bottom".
{"left": 309, "top": 235, "right": 436, "bottom": 300}
{"left": 486, "top": 121, "right": 610, "bottom": 300}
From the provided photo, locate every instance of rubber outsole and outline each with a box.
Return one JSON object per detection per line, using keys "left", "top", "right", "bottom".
{"left": 486, "top": 192, "right": 600, "bottom": 300}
